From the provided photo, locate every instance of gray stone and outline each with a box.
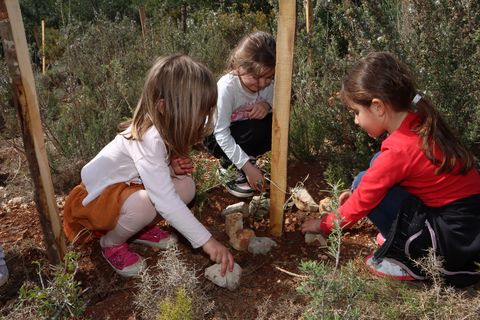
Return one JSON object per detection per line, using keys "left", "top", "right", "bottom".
{"left": 305, "top": 233, "right": 328, "bottom": 247}
{"left": 204, "top": 263, "right": 242, "bottom": 291}
{"left": 248, "top": 237, "right": 277, "bottom": 255}
{"left": 221, "top": 202, "right": 250, "bottom": 217}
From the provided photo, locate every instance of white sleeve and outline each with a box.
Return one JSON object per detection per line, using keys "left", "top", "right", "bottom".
{"left": 214, "top": 81, "right": 250, "bottom": 169}
{"left": 133, "top": 139, "right": 211, "bottom": 248}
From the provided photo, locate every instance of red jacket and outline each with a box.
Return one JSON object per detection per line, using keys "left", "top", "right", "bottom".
{"left": 320, "top": 112, "right": 480, "bottom": 234}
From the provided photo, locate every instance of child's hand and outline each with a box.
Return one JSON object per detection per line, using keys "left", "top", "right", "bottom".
{"left": 242, "top": 161, "right": 265, "bottom": 191}
{"left": 248, "top": 102, "right": 270, "bottom": 120}
{"left": 171, "top": 156, "right": 193, "bottom": 175}
{"left": 202, "top": 237, "right": 235, "bottom": 276}
{"left": 300, "top": 218, "right": 322, "bottom": 234}
{"left": 339, "top": 191, "right": 352, "bottom": 205}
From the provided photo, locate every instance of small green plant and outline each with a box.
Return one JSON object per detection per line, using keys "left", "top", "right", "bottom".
{"left": 192, "top": 154, "right": 237, "bottom": 213}
{"left": 158, "top": 287, "right": 192, "bottom": 320}
{"left": 11, "top": 251, "right": 86, "bottom": 320}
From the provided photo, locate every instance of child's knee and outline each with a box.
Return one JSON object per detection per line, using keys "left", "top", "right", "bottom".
{"left": 173, "top": 175, "right": 196, "bottom": 204}
{"left": 121, "top": 190, "right": 157, "bottom": 225}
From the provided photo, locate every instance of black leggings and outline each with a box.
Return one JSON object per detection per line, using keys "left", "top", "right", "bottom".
{"left": 204, "top": 113, "right": 272, "bottom": 168}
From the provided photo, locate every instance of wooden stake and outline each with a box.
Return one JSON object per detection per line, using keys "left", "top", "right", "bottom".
{"left": 41, "top": 18, "right": 45, "bottom": 74}
{"left": 270, "top": 0, "right": 296, "bottom": 237}
{"left": 139, "top": 6, "right": 146, "bottom": 41}
{"left": 0, "top": 0, "right": 66, "bottom": 264}
{"left": 304, "top": 0, "right": 313, "bottom": 33}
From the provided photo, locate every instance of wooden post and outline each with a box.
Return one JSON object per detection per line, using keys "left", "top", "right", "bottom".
{"left": 270, "top": 0, "right": 296, "bottom": 237}
{"left": 139, "top": 6, "right": 146, "bottom": 41}
{"left": 0, "top": 0, "right": 66, "bottom": 264}
{"left": 304, "top": 0, "right": 313, "bottom": 33}
{"left": 41, "top": 19, "right": 45, "bottom": 74}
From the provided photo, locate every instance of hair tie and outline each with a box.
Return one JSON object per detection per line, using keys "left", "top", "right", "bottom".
{"left": 412, "top": 94, "right": 422, "bottom": 105}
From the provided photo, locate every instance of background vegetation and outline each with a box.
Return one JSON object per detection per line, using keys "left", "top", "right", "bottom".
{"left": 1, "top": 0, "right": 478, "bottom": 190}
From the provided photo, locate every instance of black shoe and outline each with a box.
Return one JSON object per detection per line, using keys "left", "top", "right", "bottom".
{"left": 223, "top": 168, "right": 254, "bottom": 198}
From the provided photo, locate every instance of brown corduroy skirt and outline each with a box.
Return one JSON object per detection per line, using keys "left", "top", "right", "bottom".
{"left": 63, "top": 183, "right": 144, "bottom": 243}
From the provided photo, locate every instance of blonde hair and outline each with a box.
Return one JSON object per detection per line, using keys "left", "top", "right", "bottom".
{"left": 227, "top": 31, "right": 276, "bottom": 75}
{"left": 341, "top": 52, "right": 475, "bottom": 174}
{"left": 120, "top": 54, "right": 217, "bottom": 159}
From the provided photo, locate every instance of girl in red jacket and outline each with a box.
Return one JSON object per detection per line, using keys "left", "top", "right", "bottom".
{"left": 302, "top": 52, "right": 480, "bottom": 287}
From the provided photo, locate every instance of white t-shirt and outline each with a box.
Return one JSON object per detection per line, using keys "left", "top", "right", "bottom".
{"left": 213, "top": 73, "right": 274, "bottom": 169}
{"left": 81, "top": 126, "right": 211, "bottom": 248}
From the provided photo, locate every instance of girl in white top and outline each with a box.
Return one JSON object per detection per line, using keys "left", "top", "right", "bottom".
{"left": 63, "top": 55, "right": 234, "bottom": 277}
{"left": 204, "top": 31, "right": 275, "bottom": 198}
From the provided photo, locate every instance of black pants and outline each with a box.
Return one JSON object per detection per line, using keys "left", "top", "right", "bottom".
{"left": 204, "top": 113, "right": 272, "bottom": 168}
{"left": 375, "top": 194, "right": 480, "bottom": 288}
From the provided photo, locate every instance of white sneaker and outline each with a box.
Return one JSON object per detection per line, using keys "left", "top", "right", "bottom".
{"left": 0, "top": 245, "right": 9, "bottom": 287}
{"left": 365, "top": 254, "right": 415, "bottom": 281}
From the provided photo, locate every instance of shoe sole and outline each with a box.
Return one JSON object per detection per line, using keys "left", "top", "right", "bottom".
{"left": 225, "top": 186, "right": 254, "bottom": 198}
{"left": 364, "top": 254, "right": 415, "bottom": 281}
{"left": 132, "top": 234, "right": 178, "bottom": 249}
{"left": 102, "top": 251, "right": 146, "bottom": 278}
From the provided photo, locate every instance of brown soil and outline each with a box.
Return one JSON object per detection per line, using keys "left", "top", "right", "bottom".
{"left": 0, "top": 140, "right": 378, "bottom": 319}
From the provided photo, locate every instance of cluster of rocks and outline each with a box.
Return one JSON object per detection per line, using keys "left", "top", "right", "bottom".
{"left": 205, "top": 187, "right": 331, "bottom": 290}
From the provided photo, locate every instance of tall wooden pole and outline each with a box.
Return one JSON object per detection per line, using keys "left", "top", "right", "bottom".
{"left": 270, "top": 0, "right": 296, "bottom": 237}
{"left": 0, "top": 0, "right": 66, "bottom": 264}
{"left": 41, "top": 19, "right": 45, "bottom": 74}
{"left": 139, "top": 6, "right": 146, "bottom": 41}
{"left": 304, "top": 0, "right": 313, "bottom": 33}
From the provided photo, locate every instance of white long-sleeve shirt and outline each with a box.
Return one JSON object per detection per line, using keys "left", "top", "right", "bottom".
{"left": 213, "top": 73, "right": 274, "bottom": 169}
{"left": 80, "top": 126, "right": 211, "bottom": 248}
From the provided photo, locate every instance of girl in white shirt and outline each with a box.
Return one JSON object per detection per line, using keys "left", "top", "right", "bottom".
{"left": 63, "top": 55, "right": 234, "bottom": 277}
{"left": 204, "top": 31, "right": 275, "bottom": 198}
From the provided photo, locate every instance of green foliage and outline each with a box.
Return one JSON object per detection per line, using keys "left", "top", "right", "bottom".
{"left": 158, "top": 287, "right": 192, "bottom": 320}
{"left": 192, "top": 153, "right": 237, "bottom": 213}
{"left": 291, "top": 0, "right": 480, "bottom": 182}
{"left": 12, "top": 251, "right": 86, "bottom": 319}
{"left": 298, "top": 261, "right": 366, "bottom": 320}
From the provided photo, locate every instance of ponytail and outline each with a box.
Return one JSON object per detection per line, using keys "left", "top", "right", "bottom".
{"left": 414, "top": 97, "right": 475, "bottom": 174}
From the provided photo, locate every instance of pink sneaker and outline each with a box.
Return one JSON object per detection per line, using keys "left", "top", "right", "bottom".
{"left": 101, "top": 243, "right": 145, "bottom": 277}
{"left": 376, "top": 233, "right": 386, "bottom": 246}
{"left": 132, "top": 226, "right": 177, "bottom": 249}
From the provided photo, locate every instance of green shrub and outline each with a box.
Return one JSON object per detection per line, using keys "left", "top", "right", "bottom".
{"left": 158, "top": 287, "right": 192, "bottom": 320}
{"left": 6, "top": 251, "right": 86, "bottom": 320}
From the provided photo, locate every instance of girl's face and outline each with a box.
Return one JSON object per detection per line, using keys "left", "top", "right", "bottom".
{"left": 348, "top": 100, "right": 385, "bottom": 138}
{"left": 238, "top": 67, "right": 275, "bottom": 93}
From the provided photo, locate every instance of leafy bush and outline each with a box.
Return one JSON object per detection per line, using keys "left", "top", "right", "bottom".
{"left": 4, "top": 251, "right": 86, "bottom": 320}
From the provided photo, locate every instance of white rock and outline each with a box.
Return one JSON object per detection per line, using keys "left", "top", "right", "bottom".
{"left": 248, "top": 237, "right": 277, "bottom": 255}
{"left": 204, "top": 263, "right": 242, "bottom": 291}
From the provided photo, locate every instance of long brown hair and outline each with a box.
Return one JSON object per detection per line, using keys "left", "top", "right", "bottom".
{"left": 340, "top": 52, "right": 474, "bottom": 174}
{"left": 227, "top": 31, "right": 276, "bottom": 75}
{"left": 120, "top": 54, "right": 217, "bottom": 159}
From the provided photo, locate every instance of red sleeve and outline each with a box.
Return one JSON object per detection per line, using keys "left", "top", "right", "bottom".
{"left": 319, "top": 147, "right": 411, "bottom": 234}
